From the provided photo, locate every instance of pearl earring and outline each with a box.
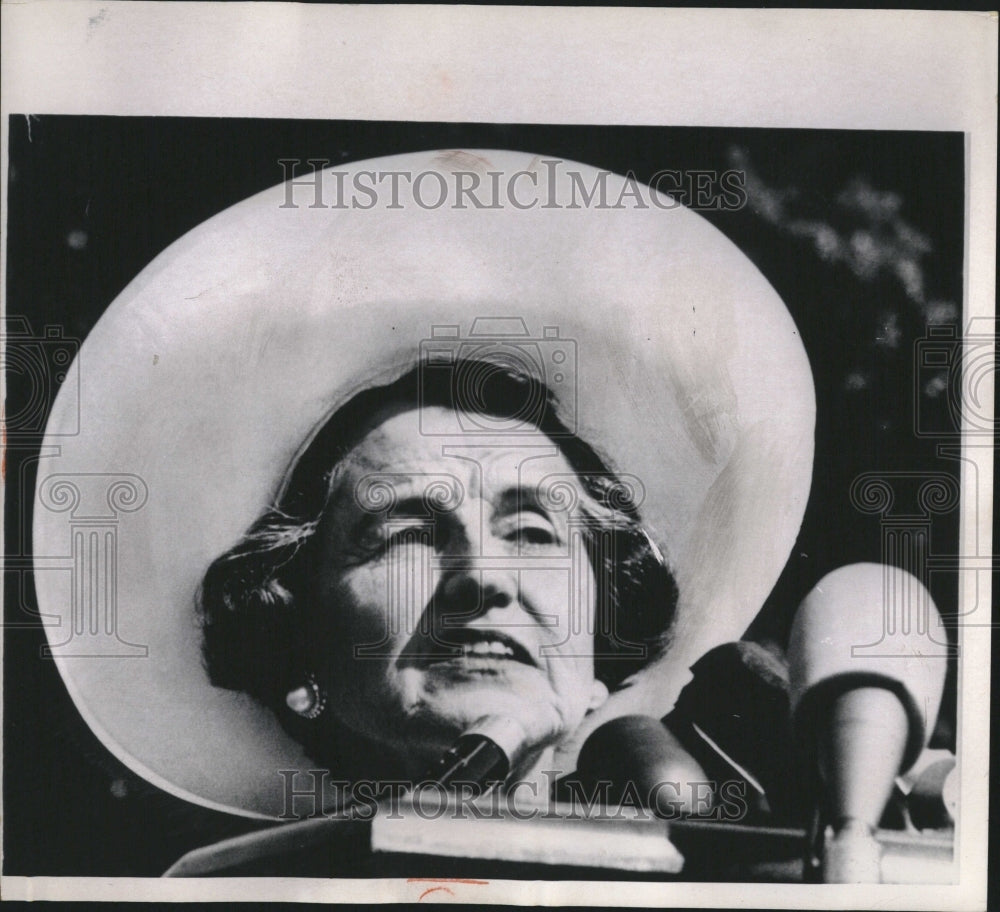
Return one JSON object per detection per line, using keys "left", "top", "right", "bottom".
{"left": 285, "top": 673, "right": 327, "bottom": 720}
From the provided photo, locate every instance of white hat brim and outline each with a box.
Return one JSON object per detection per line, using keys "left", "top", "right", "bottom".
{"left": 35, "top": 150, "right": 814, "bottom": 817}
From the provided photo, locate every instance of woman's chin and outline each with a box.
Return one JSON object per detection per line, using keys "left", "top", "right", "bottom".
{"left": 408, "top": 685, "right": 567, "bottom": 750}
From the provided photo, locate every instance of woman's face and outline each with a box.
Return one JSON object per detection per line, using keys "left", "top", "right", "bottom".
{"left": 308, "top": 405, "right": 607, "bottom": 769}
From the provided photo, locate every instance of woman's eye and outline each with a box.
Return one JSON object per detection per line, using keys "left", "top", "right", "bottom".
{"left": 351, "top": 518, "right": 432, "bottom": 558}
{"left": 517, "top": 526, "right": 555, "bottom": 545}
{"left": 501, "top": 514, "right": 559, "bottom": 546}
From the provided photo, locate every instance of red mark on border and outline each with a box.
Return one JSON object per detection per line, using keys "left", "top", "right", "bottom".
{"left": 407, "top": 878, "right": 489, "bottom": 902}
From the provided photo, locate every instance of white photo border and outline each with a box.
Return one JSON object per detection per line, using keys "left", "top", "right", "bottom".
{"left": 1, "top": 4, "right": 995, "bottom": 909}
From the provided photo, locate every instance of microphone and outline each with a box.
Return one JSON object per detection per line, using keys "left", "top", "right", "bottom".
{"left": 788, "top": 563, "right": 948, "bottom": 882}
{"left": 570, "top": 643, "right": 796, "bottom": 819}
{"left": 422, "top": 716, "right": 529, "bottom": 792}
{"left": 900, "top": 748, "right": 957, "bottom": 831}
{"left": 663, "top": 640, "right": 795, "bottom": 820}
{"left": 574, "top": 715, "right": 709, "bottom": 816}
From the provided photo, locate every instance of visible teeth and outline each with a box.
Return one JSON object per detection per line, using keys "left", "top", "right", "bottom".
{"left": 460, "top": 640, "right": 515, "bottom": 658}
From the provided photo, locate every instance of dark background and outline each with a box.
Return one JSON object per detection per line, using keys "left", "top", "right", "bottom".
{"left": 3, "top": 117, "right": 965, "bottom": 875}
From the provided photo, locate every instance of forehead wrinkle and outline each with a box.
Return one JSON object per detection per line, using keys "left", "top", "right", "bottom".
{"left": 324, "top": 406, "right": 591, "bottom": 514}
{"left": 327, "top": 427, "right": 474, "bottom": 516}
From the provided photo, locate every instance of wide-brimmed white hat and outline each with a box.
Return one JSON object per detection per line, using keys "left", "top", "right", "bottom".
{"left": 34, "top": 149, "right": 815, "bottom": 818}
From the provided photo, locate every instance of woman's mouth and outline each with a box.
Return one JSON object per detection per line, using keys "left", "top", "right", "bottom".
{"left": 398, "top": 627, "right": 536, "bottom": 670}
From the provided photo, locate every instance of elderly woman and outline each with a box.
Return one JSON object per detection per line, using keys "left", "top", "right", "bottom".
{"left": 199, "top": 359, "right": 677, "bottom": 792}
{"left": 34, "top": 151, "right": 817, "bottom": 874}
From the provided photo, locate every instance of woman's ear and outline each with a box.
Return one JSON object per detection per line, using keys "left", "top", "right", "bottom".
{"left": 587, "top": 679, "right": 610, "bottom": 712}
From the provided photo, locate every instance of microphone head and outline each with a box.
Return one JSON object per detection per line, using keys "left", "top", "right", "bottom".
{"left": 576, "top": 715, "right": 709, "bottom": 816}
{"left": 669, "top": 641, "right": 794, "bottom": 814}
{"left": 463, "top": 716, "right": 530, "bottom": 767}
{"left": 423, "top": 716, "right": 530, "bottom": 791}
{"left": 788, "top": 563, "right": 948, "bottom": 774}
{"left": 901, "top": 748, "right": 958, "bottom": 830}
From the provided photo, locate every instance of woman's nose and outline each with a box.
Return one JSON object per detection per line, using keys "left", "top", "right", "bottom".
{"left": 437, "top": 567, "right": 515, "bottom": 618}
{"left": 434, "top": 504, "right": 518, "bottom": 615}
